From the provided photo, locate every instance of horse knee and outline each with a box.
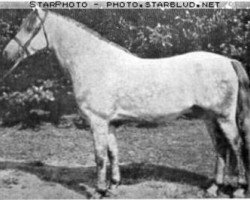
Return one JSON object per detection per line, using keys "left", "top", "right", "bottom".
{"left": 95, "top": 154, "right": 106, "bottom": 168}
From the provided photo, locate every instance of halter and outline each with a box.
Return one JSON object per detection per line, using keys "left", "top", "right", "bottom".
{"left": 13, "top": 10, "right": 49, "bottom": 57}
{"left": 2, "top": 10, "right": 49, "bottom": 80}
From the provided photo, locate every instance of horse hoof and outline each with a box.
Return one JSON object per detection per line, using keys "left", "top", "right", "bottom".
{"left": 109, "top": 184, "right": 117, "bottom": 190}
{"left": 206, "top": 183, "right": 219, "bottom": 197}
{"left": 109, "top": 181, "right": 120, "bottom": 190}
{"left": 90, "top": 191, "right": 102, "bottom": 199}
{"left": 94, "top": 187, "right": 108, "bottom": 198}
{"left": 107, "top": 185, "right": 118, "bottom": 197}
{"left": 233, "top": 188, "right": 245, "bottom": 198}
{"left": 94, "top": 188, "right": 116, "bottom": 198}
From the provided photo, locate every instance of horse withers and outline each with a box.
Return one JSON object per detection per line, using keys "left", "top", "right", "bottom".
{"left": 3, "top": 7, "right": 250, "bottom": 197}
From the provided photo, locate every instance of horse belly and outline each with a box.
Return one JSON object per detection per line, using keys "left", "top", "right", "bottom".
{"left": 113, "top": 82, "right": 194, "bottom": 121}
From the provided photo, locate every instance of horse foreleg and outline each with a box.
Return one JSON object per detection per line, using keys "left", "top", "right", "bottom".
{"left": 108, "top": 125, "right": 120, "bottom": 190}
{"left": 89, "top": 114, "right": 109, "bottom": 195}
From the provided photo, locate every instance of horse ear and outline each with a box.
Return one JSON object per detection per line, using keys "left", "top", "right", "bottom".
{"left": 33, "top": 4, "right": 44, "bottom": 16}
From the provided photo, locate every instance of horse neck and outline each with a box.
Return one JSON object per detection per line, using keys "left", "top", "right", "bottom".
{"left": 44, "top": 12, "right": 107, "bottom": 81}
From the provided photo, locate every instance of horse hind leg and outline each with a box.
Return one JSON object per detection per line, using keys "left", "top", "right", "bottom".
{"left": 217, "top": 118, "right": 246, "bottom": 197}
{"left": 205, "top": 119, "right": 228, "bottom": 197}
{"left": 107, "top": 124, "right": 121, "bottom": 190}
{"left": 240, "top": 115, "right": 250, "bottom": 197}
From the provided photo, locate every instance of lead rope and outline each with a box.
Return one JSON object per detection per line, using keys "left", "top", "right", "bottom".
{"left": 1, "top": 57, "right": 23, "bottom": 81}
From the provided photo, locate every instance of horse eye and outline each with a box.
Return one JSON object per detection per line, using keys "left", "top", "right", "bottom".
{"left": 26, "top": 25, "right": 33, "bottom": 32}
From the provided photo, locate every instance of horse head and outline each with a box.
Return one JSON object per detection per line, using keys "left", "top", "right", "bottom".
{"left": 2, "top": 7, "right": 49, "bottom": 64}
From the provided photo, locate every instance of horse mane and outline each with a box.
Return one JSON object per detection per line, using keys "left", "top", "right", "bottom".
{"left": 50, "top": 11, "right": 137, "bottom": 57}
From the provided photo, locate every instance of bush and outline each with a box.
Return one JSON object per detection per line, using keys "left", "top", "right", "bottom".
{"left": 0, "top": 80, "right": 56, "bottom": 128}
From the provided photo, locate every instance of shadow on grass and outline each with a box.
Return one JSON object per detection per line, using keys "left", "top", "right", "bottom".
{"left": 120, "top": 163, "right": 210, "bottom": 188}
{"left": 0, "top": 161, "right": 211, "bottom": 198}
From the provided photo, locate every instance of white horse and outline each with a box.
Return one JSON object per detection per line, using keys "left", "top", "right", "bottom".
{"left": 3, "top": 8, "right": 250, "bottom": 197}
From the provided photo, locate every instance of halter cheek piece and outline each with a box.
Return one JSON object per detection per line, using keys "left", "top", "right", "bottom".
{"left": 13, "top": 10, "right": 49, "bottom": 56}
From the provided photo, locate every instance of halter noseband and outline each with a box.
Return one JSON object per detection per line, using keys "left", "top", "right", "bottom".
{"left": 13, "top": 10, "right": 49, "bottom": 57}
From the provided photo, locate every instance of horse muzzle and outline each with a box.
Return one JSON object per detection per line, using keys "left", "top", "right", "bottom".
{"left": 2, "top": 40, "right": 24, "bottom": 63}
{"left": 2, "top": 48, "right": 10, "bottom": 61}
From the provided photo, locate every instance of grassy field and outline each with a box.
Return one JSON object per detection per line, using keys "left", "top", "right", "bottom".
{"left": 0, "top": 118, "right": 237, "bottom": 198}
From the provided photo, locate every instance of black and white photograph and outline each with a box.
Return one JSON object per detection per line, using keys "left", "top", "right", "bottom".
{"left": 0, "top": 0, "right": 250, "bottom": 198}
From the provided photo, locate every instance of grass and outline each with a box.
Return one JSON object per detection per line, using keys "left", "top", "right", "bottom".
{"left": 0, "top": 118, "right": 236, "bottom": 198}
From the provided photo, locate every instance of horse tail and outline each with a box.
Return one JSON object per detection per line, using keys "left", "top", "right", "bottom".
{"left": 232, "top": 59, "right": 250, "bottom": 124}
{"left": 231, "top": 59, "right": 250, "bottom": 190}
